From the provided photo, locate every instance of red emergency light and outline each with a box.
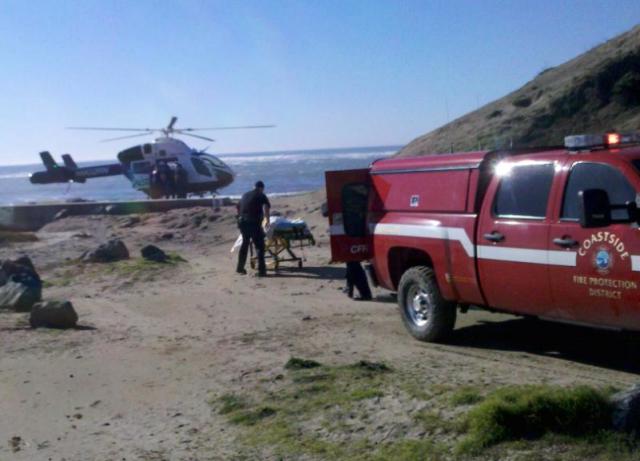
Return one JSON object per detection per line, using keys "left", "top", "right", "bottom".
{"left": 606, "top": 132, "right": 621, "bottom": 146}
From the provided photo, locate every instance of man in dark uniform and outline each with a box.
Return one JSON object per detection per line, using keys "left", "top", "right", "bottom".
{"left": 174, "top": 163, "right": 188, "bottom": 199}
{"left": 236, "top": 181, "right": 271, "bottom": 276}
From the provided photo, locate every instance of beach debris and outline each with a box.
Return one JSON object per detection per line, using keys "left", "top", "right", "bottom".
{"left": 9, "top": 435, "right": 23, "bottom": 453}
{"left": 105, "top": 204, "right": 120, "bottom": 215}
{"left": 611, "top": 384, "right": 640, "bottom": 434}
{"left": 30, "top": 300, "right": 78, "bottom": 329}
{"left": 0, "top": 256, "right": 42, "bottom": 312}
{"left": 159, "top": 232, "right": 174, "bottom": 240}
{"left": 54, "top": 208, "right": 70, "bottom": 220}
{"left": 82, "top": 239, "right": 130, "bottom": 263}
{"left": 141, "top": 245, "right": 168, "bottom": 263}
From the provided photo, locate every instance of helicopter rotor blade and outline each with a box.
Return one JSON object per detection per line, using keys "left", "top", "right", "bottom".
{"left": 67, "top": 127, "right": 156, "bottom": 132}
{"left": 174, "top": 131, "right": 216, "bottom": 142}
{"left": 178, "top": 125, "right": 276, "bottom": 132}
{"left": 100, "top": 132, "right": 156, "bottom": 142}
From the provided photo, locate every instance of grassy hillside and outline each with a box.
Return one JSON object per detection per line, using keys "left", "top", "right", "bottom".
{"left": 398, "top": 25, "right": 640, "bottom": 157}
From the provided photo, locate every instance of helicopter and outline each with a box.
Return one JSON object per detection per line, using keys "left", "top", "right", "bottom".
{"left": 29, "top": 117, "right": 274, "bottom": 198}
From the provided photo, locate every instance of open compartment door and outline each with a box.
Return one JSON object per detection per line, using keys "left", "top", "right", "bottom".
{"left": 325, "top": 169, "right": 371, "bottom": 262}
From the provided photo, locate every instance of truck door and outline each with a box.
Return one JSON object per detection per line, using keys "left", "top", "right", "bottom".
{"left": 548, "top": 160, "right": 640, "bottom": 329}
{"left": 325, "top": 169, "right": 371, "bottom": 262}
{"left": 477, "top": 161, "right": 557, "bottom": 315}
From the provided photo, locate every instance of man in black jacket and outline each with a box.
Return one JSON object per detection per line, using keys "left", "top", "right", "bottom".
{"left": 236, "top": 181, "right": 270, "bottom": 276}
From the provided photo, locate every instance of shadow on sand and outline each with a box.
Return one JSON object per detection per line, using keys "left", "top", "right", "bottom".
{"left": 450, "top": 316, "right": 640, "bottom": 375}
{"left": 273, "top": 265, "right": 345, "bottom": 280}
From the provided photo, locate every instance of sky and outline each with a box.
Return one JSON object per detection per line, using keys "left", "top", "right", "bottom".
{"left": 0, "top": 1, "right": 639, "bottom": 165}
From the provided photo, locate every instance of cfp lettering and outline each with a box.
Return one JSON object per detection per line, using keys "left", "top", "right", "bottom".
{"left": 350, "top": 244, "right": 368, "bottom": 254}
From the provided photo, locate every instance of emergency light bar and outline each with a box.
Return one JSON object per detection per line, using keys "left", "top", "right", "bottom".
{"left": 565, "top": 132, "right": 640, "bottom": 151}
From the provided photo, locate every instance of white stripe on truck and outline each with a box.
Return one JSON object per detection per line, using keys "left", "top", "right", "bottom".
{"left": 331, "top": 220, "right": 640, "bottom": 270}
{"left": 371, "top": 223, "right": 577, "bottom": 267}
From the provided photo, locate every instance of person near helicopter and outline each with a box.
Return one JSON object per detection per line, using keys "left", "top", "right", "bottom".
{"left": 149, "top": 166, "right": 162, "bottom": 198}
{"left": 174, "top": 163, "right": 188, "bottom": 199}
{"left": 156, "top": 161, "right": 175, "bottom": 199}
{"left": 236, "top": 180, "right": 270, "bottom": 276}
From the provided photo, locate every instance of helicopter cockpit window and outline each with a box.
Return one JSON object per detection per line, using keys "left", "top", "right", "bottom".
{"left": 200, "top": 156, "right": 224, "bottom": 170}
{"left": 143, "top": 144, "right": 152, "bottom": 154}
{"left": 191, "top": 158, "right": 212, "bottom": 177}
{"left": 205, "top": 156, "right": 224, "bottom": 167}
{"left": 132, "top": 161, "right": 152, "bottom": 174}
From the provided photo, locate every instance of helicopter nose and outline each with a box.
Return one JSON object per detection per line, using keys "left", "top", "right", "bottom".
{"left": 219, "top": 169, "right": 234, "bottom": 188}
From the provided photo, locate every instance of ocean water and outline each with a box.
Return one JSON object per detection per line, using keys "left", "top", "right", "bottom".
{"left": 0, "top": 145, "right": 400, "bottom": 205}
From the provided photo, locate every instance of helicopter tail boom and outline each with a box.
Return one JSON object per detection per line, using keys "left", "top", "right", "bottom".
{"left": 30, "top": 152, "right": 122, "bottom": 185}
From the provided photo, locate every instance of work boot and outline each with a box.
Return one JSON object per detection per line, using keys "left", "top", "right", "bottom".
{"left": 236, "top": 269, "right": 247, "bottom": 275}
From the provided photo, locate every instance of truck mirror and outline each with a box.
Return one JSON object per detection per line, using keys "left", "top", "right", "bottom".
{"left": 579, "top": 189, "right": 611, "bottom": 228}
{"left": 626, "top": 201, "right": 639, "bottom": 225}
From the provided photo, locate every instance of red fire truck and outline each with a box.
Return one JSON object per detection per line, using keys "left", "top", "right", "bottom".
{"left": 325, "top": 133, "right": 640, "bottom": 342}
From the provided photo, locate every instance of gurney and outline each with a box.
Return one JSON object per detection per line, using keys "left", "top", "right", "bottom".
{"left": 242, "top": 216, "right": 315, "bottom": 270}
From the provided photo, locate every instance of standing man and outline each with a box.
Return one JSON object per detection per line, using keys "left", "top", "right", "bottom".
{"left": 236, "top": 181, "right": 270, "bottom": 276}
{"left": 174, "top": 163, "right": 188, "bottom": 199}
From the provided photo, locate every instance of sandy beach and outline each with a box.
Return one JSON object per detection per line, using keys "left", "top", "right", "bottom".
{"left": 1, "top": 191, "right": 639, "bottom": 460}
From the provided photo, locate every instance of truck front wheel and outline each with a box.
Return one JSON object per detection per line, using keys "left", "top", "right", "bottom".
{"left": 397, "top": 266, "right": 456, "bottom": 342}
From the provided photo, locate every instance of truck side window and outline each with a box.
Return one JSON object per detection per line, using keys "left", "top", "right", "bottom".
{"left": 493, "top": 164, "right": 554, "bottom": 219}
{"left": 342, "top": 183, "right": 368, "bottom": 237}
{"left": 562, "top": 163, "right": 635, "bottom": 221}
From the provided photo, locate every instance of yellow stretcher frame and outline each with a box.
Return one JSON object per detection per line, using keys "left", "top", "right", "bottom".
{"left": 250, "top": 229, "right": 316, "bottom": 271}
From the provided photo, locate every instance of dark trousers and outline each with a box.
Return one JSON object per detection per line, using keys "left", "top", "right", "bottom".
{"left": 346, "top": 261, "right": 372, "bottom": 300}
{"left": 237, "top": 221, "right": 266, "bottom": 274}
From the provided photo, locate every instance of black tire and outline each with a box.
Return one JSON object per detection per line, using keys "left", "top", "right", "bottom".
{"left": 397, "top": 266, "right": 456, "bottom": 342}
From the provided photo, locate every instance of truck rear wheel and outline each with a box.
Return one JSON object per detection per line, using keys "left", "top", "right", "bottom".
{"left": 397, "top": 266, "right": 456, "bottom": 342}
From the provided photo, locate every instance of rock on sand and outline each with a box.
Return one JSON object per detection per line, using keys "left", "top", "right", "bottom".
{"left": 82, "top": 239, "right": 130, "bottom": 263}
{"left": 30, "top": 300, "right": 79, "bottom": 329}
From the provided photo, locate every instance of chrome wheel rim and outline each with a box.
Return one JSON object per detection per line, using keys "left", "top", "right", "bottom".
{"left": 406, "top": 285, "right": 431, "bottom": 327}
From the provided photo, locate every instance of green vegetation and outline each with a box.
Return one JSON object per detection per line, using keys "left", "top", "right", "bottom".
{"left": 45, "top": 253, "right": 186, "bottom": 287}
{"left": 372, "top": 439, "right": 448, "bottom": 461}
{"left": 102, "top": 253, "right": 186, "bottom": 280}
{"left": 217, "top": 393, "right": 248, "bottom": 415}
{"left": 284, "top": 357, "right": 321, "bottom": 370}
{"left": 512, "top": 96, "right": 532, "bottom": 108}
{"left": 450, "top": 386, "right": 484, "bottom": 406}
{"left": 211, "top": 361, "right": 637, "bottom": 460}
{"left": 458, "top": 385, "right": 613, "bottom": 454}
{"left": 414, "top": 410, "right": 465, "bottom": 434}
{"left": 613, "top": 71, "right": 640, "bottom": 107}
{"left": 211, "top": 359, "right": 396, "bottom": 459}
{"left": 229, "top": 407, "right": 277, "bottom": 426}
